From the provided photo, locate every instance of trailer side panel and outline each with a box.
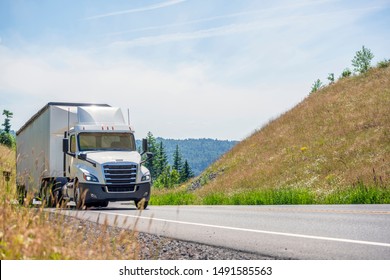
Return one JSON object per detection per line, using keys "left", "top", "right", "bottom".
{"left": 16, "top": 107, "right": 50, "bottom": 192}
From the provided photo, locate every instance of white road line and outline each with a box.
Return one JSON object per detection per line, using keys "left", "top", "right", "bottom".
{"left": 94, "top": 210, "right": 390, "bottom": 248}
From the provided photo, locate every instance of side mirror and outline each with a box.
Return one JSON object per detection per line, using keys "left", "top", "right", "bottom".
{"left": 78, "top": 153, "right": 87, "bottom": 160}
{"left": 141, "top": 152, "right": 154, "bottom": 165}
{"left": 62, "top": 139, "right": 69, "bottom": 153}
{"left": 142, "top": 138, "right": 148, "bottom": 153}
{"left": 146, "top": 152, "right": 153, "bottom": 160}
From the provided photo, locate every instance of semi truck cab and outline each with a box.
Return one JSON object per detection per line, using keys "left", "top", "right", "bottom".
{"left": 16, "top": 103, "right": 152, "bottom": 210}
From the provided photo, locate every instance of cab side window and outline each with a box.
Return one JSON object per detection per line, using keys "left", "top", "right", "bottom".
{"left": 70, "top": 135, "right": 76, "bottom": 153}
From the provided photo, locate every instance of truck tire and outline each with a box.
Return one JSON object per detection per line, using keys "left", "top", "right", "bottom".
{"left": 99, "top": 201, "right": 109, "bottom": 207}
{"left": 135, "top": 199, "right": 148, "bottom": 210}
{"left": 74, "top": 180, "right": 84, "bottom": 210}
{"left": 53, "top": 178, "right": 68, "bottom": 208}
{"left": 40, "top": 180, "right": 55, "bottom": 208}
{"left": 53, "top": 188, "right": 62, "bottom": 207}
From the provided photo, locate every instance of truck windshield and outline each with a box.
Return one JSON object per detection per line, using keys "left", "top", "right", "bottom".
{"left": 78, "top": 132, "right": 136, "bottom": 151}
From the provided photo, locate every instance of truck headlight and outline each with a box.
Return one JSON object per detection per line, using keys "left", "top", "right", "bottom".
{"left": 141, "top": 174, "right": 150, "bottom": 182}
{"left": 83, "top": 173, "right": 99, "bottom": 182}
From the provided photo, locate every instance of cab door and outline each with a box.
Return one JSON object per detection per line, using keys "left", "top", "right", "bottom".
{"left": 65, "top": 133, "right": 77, "bottom": 178}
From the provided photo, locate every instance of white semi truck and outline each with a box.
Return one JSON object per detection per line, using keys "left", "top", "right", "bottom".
{"left": 16, "top": 102, "right": 153, "bottom": 209}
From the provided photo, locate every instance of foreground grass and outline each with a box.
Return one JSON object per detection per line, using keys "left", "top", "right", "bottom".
{"left": 0, "top": 145, "right": 139, "bottom": 260}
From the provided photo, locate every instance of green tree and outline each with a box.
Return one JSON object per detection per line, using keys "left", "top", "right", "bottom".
{"left": 155, "top": 141, "right": 168, "bottom": 178}
{"left": 144, "top": 132, "right": 159, "bottom": 180}
{"left": 0, "top": 109, "right": 15, "bottom": 148}
{"left": 2, "top": 110, "right": 13, "bottom": 133}
{"left": 352, "top": 45, "right": 374, "bottom": 74}
{"left": 173, "top": 144, "right": 183, "bottom": 173}
{"left": 154, "top": 166, "right": 180, "bottom": 189}
{"left": 180, "top": 160, "right": 194, "bottom": 182}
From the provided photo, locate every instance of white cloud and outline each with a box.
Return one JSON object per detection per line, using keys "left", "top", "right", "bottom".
{"left": 83, "top": 0, "right": 187, "bottom": 20}
{"left": 105, "top": 0, "right": 338, "bottom": 37}
{"left": 110, "top": 21, "right": 275, "bottom": 48}
{"left": 108, "top": 5, "right": 379, "bottom": 49}
{"left": 1, "top": 46, "right": 281, "bottom": 139}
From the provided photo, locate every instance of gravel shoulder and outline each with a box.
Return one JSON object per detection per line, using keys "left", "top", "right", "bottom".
{"left": 137, "top": 231, "right": 276, "bottom": 260}
{"left": 58, "top": 214, "right": 276, "bottom": 260}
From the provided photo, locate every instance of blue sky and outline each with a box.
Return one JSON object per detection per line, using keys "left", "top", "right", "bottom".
{"left": 0, "top": 0, "right": 389, "bottom": 140}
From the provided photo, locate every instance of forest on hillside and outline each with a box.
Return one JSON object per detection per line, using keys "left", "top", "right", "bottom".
{"left": 136, "top": 137, "right": 238, "bottom": 176}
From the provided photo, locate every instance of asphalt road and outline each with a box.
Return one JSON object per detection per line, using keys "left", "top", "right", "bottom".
{"left": 55, "top": 203, "right": 390, "bottom": 259}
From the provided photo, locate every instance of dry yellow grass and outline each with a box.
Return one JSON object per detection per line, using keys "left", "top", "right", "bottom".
{"left": 0, "top": 145, "right": 140, "bottom": 260}
{"left": 196, "top": 66, "right": 390, "bottom": 198}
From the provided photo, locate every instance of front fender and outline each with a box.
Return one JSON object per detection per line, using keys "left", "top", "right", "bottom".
{"left": 72, "top": 162, "right": 102, "bottom": 184}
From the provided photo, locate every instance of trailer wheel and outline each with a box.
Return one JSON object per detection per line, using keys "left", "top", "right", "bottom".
{"left": 17, "top": 185, "right": 26, "bottom": 206}
{"left": 40, "top": 180, "right": 55, "bottom": 208}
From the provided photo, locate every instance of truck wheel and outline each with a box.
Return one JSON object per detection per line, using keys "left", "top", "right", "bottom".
{"left": 53, "top": 178, "right": 67, "bottom": 208}
{"left": 44, "top": 183, "right": 54, "bottom": 208}
{"left": 46, "top": 190, "right": 54, "bottom": 207}
{"left": 53, "top": 188, "right": 63, "bottom": 208}
{"left": 135, "top": 199, "right": 148, "bottom": 210}
{"left": 99, "top": 201, "right": 109, "bottom": 207}
{"left": 74, "top": 181, "right": 84, "bottom": 210}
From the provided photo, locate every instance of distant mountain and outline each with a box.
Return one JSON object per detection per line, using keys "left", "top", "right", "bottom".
{"left": 137, "top": 138, "right": 238, "bottom": 176}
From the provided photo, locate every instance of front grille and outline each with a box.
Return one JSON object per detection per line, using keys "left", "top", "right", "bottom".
{"left": 105, "top": 185, "right": 137, "bottom": 193}
{"left": 103, "top": 163, "right": 137, "bottom": 186}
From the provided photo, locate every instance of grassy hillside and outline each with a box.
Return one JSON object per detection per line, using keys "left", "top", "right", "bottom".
{"left": 152, "top": 65, "right": 390, "bottom": 205}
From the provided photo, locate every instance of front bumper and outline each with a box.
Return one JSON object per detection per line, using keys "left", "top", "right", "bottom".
{"left": 79, "top": 182, "right": 151, "bottom": 204}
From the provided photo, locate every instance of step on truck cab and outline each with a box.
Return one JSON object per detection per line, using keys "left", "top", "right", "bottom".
{"left": 16, "top": 102, "right": 153, "bottom": 209}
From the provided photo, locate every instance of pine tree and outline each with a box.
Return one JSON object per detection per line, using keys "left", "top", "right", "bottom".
{"left": 173, "top": 144, "right": 183, "bottom": 173}
{"left": 155, "top": 141, "right": 168, "bottom": 178}
{"left": 0, "top": 110, "right": 15, "bottom": 148}
{"left": 180, "top": 160, "right": 194, "bottom": 182}
{"left": 144, "top": 132, "right": 159, "bottom": 180}
{"left": 2, "top": 110, "right": 13, "bottom": 133}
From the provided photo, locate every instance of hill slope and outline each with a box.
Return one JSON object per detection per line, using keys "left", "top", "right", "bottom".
{"left": 195, "top": 66, "right": 389, "bottom": 199}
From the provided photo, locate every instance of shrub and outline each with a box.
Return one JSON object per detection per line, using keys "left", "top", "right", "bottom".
{"left": 310, "top": 79, "right": 323, "bottom": 94}
{"left": 327, "top": 73, "right": 335, "bottom": 84}
{"left": 0, "top": 131, "right": 15, "bottom": 148}
{"left": 377, "top": 59, "right": 390, "bottom": 68}
{"left": 340, "top": 68, "right": 352, "bottom": 78}
{"left": 352, "top": 45, "right": 374, "bottom": 74}
{"left": 153, "top": 166, "right": 180, "bottom": 189}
